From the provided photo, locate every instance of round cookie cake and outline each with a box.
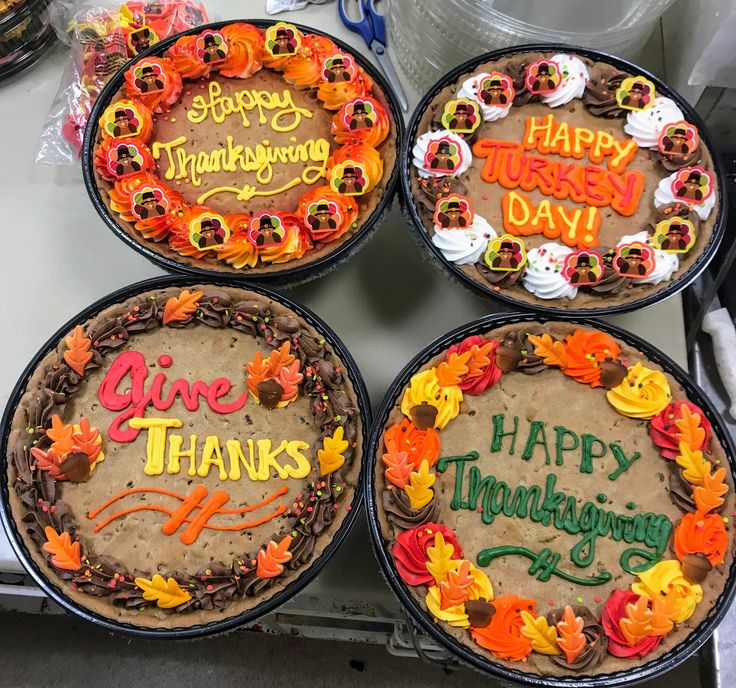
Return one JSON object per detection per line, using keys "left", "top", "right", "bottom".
{"left": 403, "top": 47, "right": 725, "bottom": 313}
{"left": 1, "top": 279, "right": 366, "bottom": 634}
{"left": 85, "top": 20, "right": 400, "bottom": 282}
{"left": 368, "top": 316, "right": 736, "bottom": 683}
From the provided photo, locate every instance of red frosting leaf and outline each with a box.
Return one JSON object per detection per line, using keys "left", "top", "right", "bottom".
{"left": 392, "top": 523, "right": 464, "bottom": 586}
{"left": 446, "top": 336, "right": 502, "bottom": 395}
{"left": 650, "top": 401, "right": 712, "bottom": 460}
{"left": 601, "top": 589, "right": 662, "bottom": 659}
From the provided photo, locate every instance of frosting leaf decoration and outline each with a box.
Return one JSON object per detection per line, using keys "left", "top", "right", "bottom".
{"left": 42, "top": 526, "right": 82, "bottom": 571}
{"left": 435, "top": 351, "right": 471, "bottom": 387}
{"left": 528, "top": 333, "right": 568, "bottom": 368}
{"left": 382, "top": 449, "right": 413, "bottom": 489}
{"left": 162, "top": 289, "right": 203, "bottom": 325}
{"left": 520, "top": 611, "right": 560, "bottom": 655}
{"left": 675, "top": 404, "right": 707, "bottom": 452}
{"left": 649, "top": 590, "right": 676, "bottom": 635}
{"left": 439, "top": 559, "right": 474, "bottom": 609}
{"left": 134, "top": 573, "right": 192, "bottom": 608}
{"left": 318, "top": 426, "right": 348, "bottom": 476}
{"left": 426, "top": 531, "right": 458, "bottom": 585}
{"left": 256, "top": 535, "right": 294, "bottom": 578}
{"left": 405, "top": 459, "right": 436, "bottom": 509}
{"left": 555, "top": 605, "right": 587, "bottom": 664}
{"left": 384, "top": 419, "right": 440, "bottom": 469}
{"left": 631, "top": 559, "right": 703, "bottom": 623}
{"left": 47, "top": 414, "right": 75, "bottom": 456}
{"left": 619, "top": 595, "right": 654, "bottom": 646}
{"left": 693, "top": 466, "right": 728, "bottom": 513}
{"left": 675, "top": 441, "right": 711, "bottom": 486}
{"left": 63, "top": 326, "right": 93, "bottom": 376}
{"left": 72, "top": 417, "right": 103, "bottom": 467}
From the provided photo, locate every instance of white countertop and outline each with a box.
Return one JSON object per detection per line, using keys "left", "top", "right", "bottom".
{"left": 0, "top": 1, "right": 687, "bottom": 577}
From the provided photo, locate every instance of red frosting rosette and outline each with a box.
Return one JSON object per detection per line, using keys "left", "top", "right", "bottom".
{"left": 601, "top": 590, "right": 662, "bottom": 659}
{"left": 167, "top": 34, "right": 211, "bottom": 79}
{"left": 123, "top": 57, "right": 183, "bottom": 113}
{"left": 214, "top": 213, "right": 258, "bottom": 269}
{"left": 471, "top": 594, "right": 536, "bottom": 661}
{"left": 327, "top": 142, "right": 383, "bottom": 194}
{"left": 217, "top": 23, "right": 264, "bottom": 79}
{"left": 562, "top": 330, "right": 622, "bottom": 387}
{"left": 297, "top": 185, "right": 359, "bottom": 242}
{"left": 650, "top": 401, "right": 712, "bottom": 460}
{"left": 674, "top": 511, "right": 728, "bottom": 566}
{"left": 282, "top": 33, "right": 339, "bottom": 89}
{"left": 94, "top": 138, "right": 154, "bottom": 182}
{"left": 446, "top": 335, "right": 502, "bottom": 396}
{"left": 392, "top": 523, "right": 464, "bottom": 586}
{"left": 331, "top": 96, "right": 390, "bottom": 147}
{"left": 98, "top": 99, "right": 154, "bottom": 143}
{"left": 317, "top": 67, "right": 374, "bottom": 111}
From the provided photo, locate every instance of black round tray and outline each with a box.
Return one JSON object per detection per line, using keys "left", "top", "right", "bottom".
{"left": 365, "top": 312, "right": 736, "bottom": 686}
{"left": 0, "top": 20, "right": 55, "bottom": 84}
{"left": 0, "top": 275, "right": 371, "bottom": 639}
{"left": 82, "top": 19, "right": 404, "bottom": 287}
{"left": 400, "top": 44, "right": 728, "bottom": 317}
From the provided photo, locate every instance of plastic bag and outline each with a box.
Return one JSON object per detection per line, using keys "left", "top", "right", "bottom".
{"left": 36, "top": 0, "right": 208, "bottom": 165}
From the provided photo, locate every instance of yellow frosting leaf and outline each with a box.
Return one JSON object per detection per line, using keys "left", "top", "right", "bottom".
{"left": 676, "top": 441, "right": 711, "bottom": 487}
{"left": 467, "top": 564, "right": 494, "bottom": 602}
{"left": 426, "top": 531, "right": 458, "bottom": 585}
{"left": 520, "top": 611, "right": 560, "bottom": 655}
{"left": 400, "top": 368, "right": 462, "bottom": 430}
{"left": 404, "top": 459, "right": 435, "bottom": 509}
{"left": 317, "top": 426, "right": 348, "bottom": 476}
{"left": 606, "top": 362, "right": 671, "bottom": 419}
{"left": 631, "top": 559, "right": 703, "bottom": 623}
{"left": 134, "top": 574, "right": 192, "bottom": 609}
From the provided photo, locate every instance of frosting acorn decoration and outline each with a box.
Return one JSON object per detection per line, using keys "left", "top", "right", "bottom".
{"left": 246, "top": 342, "right": 304, "bottom": 409}
{"left": 94, "top": 138, "right": 154, "bottom": 182}
{"left": 123, "top": 57, "right": 182, "bottom": 113}
{"left": 98, "top": 99, "right": 154, "bottom": 142}
{"left": 331, "top": 96, "right": 390, "bottom": 147}
{"left": 217, "top": 22, "right": 264, "bottom": 79}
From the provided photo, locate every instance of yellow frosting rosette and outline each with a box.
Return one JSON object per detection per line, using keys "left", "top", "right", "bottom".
{"left": 467, "top": 564, "right": 494, "bottom": 601}
{"left": 606, "top": 362, "right": 671, "bottom": 419}
{"left": 400, "top": 368, "right": 462, "bottom": 430}
{"left": 631, "top": 559, "right": 703, "bottom": 623}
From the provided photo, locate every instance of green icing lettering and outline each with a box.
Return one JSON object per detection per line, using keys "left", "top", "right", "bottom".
{"left": 580, "top": 433, "right": 608, "bottom": 474}
{"left": 490, "top": 413, "right": 518, "bottom": 455}
{"left": 553, "top": 425, "right": 579, "bottom": 466}
{"left": 521, "top": 420, "right": 551, "bottom": 464}
{"left": 436, "top": 451, "right": 479, "bottom": 510}
{"left": 608, "top": 443, "right": 642, "bottom": 481}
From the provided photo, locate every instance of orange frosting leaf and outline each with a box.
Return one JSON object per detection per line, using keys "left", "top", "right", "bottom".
{"left": 465, "top": 341, "right": 494, "bottom": 378}
{"left": 693, "top": 466, "right": 728, "bottom": 514}
{"left": 246, "top": 351, "right": 270, "bottom": 396}
{"left": 439, "top": 559, "right": 474, "bottom": 610}
{"left": 675, "top": 404, "right": 707, "bottom": 453}
{"left": 528, "top": 333, "right": 568, "bottom": 368}
{"left": 649, "top": 591, "right": 676, "bottom": 635}
{"left": 436, "top": 351, "right": 471, "bottom": 387}
{"left": 162, "top": 289, "right": 203, "bottom": 325}
{"left": 555, "top": 605, "right": 586, "bottom": 664}
{"left": 382, "top": 449, "right": 414, "bottom": 489}
{"left": 72, "top": 417, "right": 102, "bottom": 463}
{"left": 620, "top": 595, "right": 654, "bottom": 646}
{"left": 277, "top": 359, "right": 304, "bottom": 401}
{"left": 47, "top": 414, "right": 75, "bottom": 456}
{"left": 256, "top": 535, "right": 293, "bottom": 578}
{"left": 383, "top": 419, "right": 440, "bottom": 470}
{"left": 267, "top": 341, "right": 297, "bottom": 376}
{"left": 42, "top": 526, "right": 81, "bottom": 571}
{"left": 31, "top": 447, "right": 64, "bottom": 479}
{"left": 63, "top": 325, "right": 93, "bottom": 377}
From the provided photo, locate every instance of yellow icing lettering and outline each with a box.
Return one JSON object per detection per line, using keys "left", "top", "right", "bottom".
{"left": 531, "top": 199, "right": 557, "bottom": 234}
{"left": 609, "top": 139, "right": 639, "bottom": 174}
{"left": 523, "top": 115, "right": 555, "bottom": 151}
{"left": 151, "top": 136, "right": 188, "bottom": 182}
{"left": 283, "top": 440, "right": 312, "bottom": 479}
{"left": 591, "top": 131, "right": 615, "bottom": 165}
{"left": 226, "top": 438, "right": 260, "bottom": 481}
{"left": 549, "top": 122, "right": 571, "bottom": 157}
{"left": 129, "top": 417, "right": 183, "bottom": 476}
{"left": 572, "top": 128, "right": 595, "bottom": 159}
{"left": 167, "top": 433, "right": 198, "bottom": 476}
{"left": 506, "top": 190, "right": 531, "bottom": 228}
{"left": 197, "top": 436, "right": 228, "bottom": 480}
{"left": 257, "top": 439, "right": 290, "bottom": 480}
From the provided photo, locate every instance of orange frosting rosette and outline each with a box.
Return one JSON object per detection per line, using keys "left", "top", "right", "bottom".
{"left": 214, "top": 213, "right": 258, "bottom": 269}
{"left": 317, "top": 68, "right": 374, "bottom": 111}
{"left": 328, "top": 142, "right": 383, "bottom": 194}
{"left": 94, "top": 138, "right": 154, "bottom": 182}
{"left": 563, "top": 330, "right": 622, "bottom": 387}
{"left": 262, "top": 25, "right": 305, "bottom": 71}
{"left": 167, "top": 205, "right": 214, "bottom": 260}
{"left": 331, "top": 96, "right": 390, "bottom": 147}
{"left": 298, "top": 185, "right": 359, "bottom": 242}
{"left": 674, "top": 511, "right": 728, "bottom": 566}
{"left": 123, "top": 57, "right": 183, "bottom": 113}
{"left": 259, "top": 214, "right": 313, "bottom": 264}
{"left": 217, "top": 23, "right": 264, "bottom": 79}
{"left": 384, "top": 418, "right": 440, "bottom": 469}
{"left": 167, "top": 35, "right": 210, "bottom": 80}
{"left": 471, "top": 594, "right": 537, "bottom": 662}
{"left": 98, "top": 99, "right": 154, "bottom": 143}
{"left": 282, "top": 33, "right": 339, "bottom": 89}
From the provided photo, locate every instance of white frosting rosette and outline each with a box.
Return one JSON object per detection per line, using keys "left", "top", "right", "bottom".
{"left": 432, "top": 215, "right": 496, "bottom": 265}
{"left": 624, "top": 96, "right": 684, "bottom": 148}
{"left": 540, "top": 54, "right": 589, "bottom": 108}
{"left": 523, "top": 243, "right": 578, "bottom": 300}
{"left": 654, "top": 171, "right": 716, "bottom": 221}
{"left": 412, "top": 130, "right": 472, "bottom": 178}
{"left": 617, "top": 231, "right": 679, "bottom": 285}
{"left": 457, "top": 72, "right": 512, "bottom": 122}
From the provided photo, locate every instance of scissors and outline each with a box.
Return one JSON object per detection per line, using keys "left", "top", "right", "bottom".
{"left": 338, "top": 0, "right": 408, "bottom": 111}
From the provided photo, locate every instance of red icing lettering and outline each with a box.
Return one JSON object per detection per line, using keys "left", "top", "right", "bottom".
{"left": 97, "top": 350, "right": 250, "bottom": 443}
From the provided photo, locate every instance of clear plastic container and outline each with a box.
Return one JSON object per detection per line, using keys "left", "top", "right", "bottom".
{"left": 387, "top": 0, "right": 676, "bottom": 92}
